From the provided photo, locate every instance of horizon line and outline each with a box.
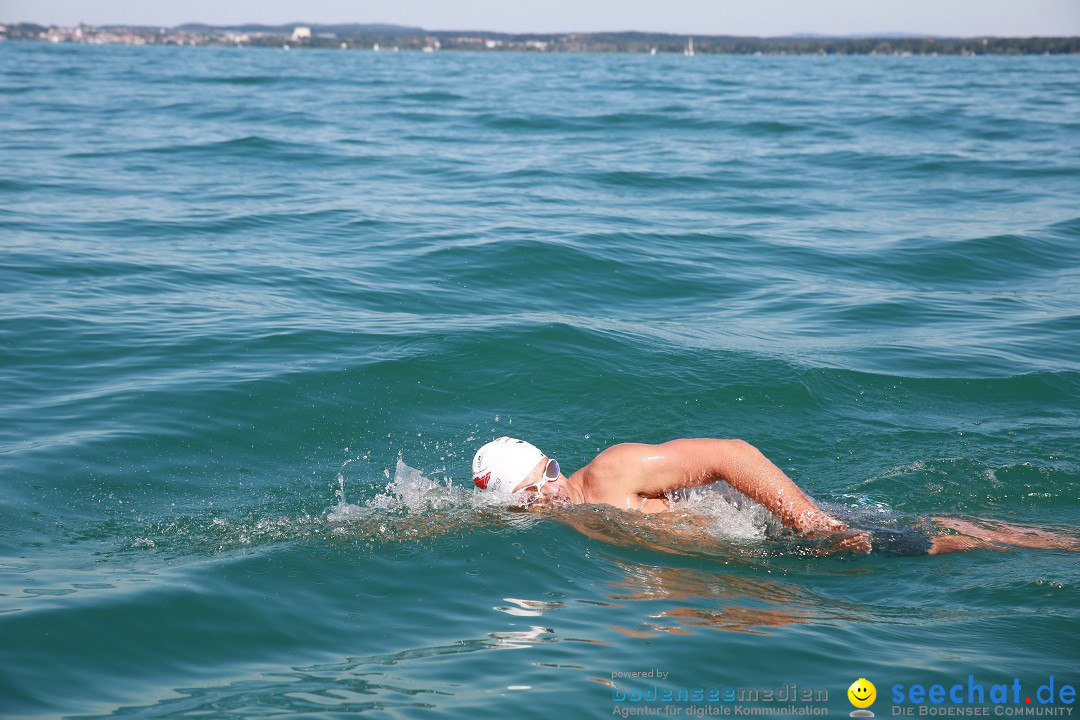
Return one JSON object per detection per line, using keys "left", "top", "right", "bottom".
{"left": 3, "top": 20, "right": 1078, "bottom": 40}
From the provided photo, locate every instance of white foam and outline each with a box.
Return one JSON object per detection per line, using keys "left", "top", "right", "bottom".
{"left": 666, "top": 483, "right": 776, "bottom": 540}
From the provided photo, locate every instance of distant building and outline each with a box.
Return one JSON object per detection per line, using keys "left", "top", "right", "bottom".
{"left": 291, "top": 26, "right": 311, "bottom": 41}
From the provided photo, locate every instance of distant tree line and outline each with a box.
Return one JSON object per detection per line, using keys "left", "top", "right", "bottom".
{"left": 3, "top": 22, "right": 1078, "bottom": 54}
{"left": 430, "top": 32, "right": 1080, "bottom": 55}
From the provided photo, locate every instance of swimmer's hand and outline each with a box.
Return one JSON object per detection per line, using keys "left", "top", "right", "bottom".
{"left": 802, "top": 521, "right": 873, "bottom": 555}
{"left": 829, "top": 529, "right": 873, "bottom": 555}
{"left": 794, "top": 511, "right": 848, "bottom": 535}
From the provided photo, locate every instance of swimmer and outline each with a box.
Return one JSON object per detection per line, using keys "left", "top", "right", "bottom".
{"left": 471, "top": 437, "right": 1078, "bottom": 555}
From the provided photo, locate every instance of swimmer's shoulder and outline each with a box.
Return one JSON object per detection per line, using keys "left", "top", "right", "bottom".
{"left": 575, "top": 443, "right": 669, "bottom": 508}
{"left": 578, "top": 443, "right": 656, "bottom": 484}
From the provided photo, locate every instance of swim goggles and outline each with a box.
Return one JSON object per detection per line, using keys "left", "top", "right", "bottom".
{"left": 520, "top": 458, "right": 560, "bottom": 498}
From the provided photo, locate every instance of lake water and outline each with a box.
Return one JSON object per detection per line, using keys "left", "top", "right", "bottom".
{"left": 1, "top": 43, "right": 1078, "bottom": 718}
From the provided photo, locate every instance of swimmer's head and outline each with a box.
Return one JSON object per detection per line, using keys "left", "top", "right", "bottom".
{"left": 472, "top": 436, "right": 554, "bottom": 496}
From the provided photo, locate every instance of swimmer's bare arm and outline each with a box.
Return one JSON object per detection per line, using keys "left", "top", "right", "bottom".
{"left": 583, "top": 439, "right": 846, "bottom": 534}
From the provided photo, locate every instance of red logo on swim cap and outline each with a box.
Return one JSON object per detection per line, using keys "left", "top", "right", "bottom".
{"left": 474, "top": 472, "right": 490, "bottom": 490}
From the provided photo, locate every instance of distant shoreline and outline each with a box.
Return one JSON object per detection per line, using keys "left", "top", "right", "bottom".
{"left": 2, "top": 22, "right": 1078, "bottom": 55}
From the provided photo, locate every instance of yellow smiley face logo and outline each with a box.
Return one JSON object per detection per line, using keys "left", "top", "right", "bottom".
{"left": 848, "top": 678, "right": 876, "bottom": 709}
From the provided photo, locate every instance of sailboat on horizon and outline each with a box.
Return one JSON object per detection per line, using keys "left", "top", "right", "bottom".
{"left": 684, "top": 37, "right": 695, "bottom": 56}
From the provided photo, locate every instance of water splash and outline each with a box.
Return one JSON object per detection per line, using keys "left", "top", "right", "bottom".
{"left": 325, "top": 456, "right": 527, "bottom": 543}
{"left": 667, "top": 484, "right": 778, "bottom": 540}
{"left": 325, "top": 455, "right": 370, "bottom": 524}
{"left": 123, "top": 452, "right": 829, "bottom": 559}
{"left": 366, "top": 457, "right": 469, "bottom": 513}
{"left": 324, "top": 457, "right": 782, "bottom": 554}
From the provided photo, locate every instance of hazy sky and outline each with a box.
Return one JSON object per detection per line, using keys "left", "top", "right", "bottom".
{"left": 5, "top": 0, "right": 1079, "bottom": 37}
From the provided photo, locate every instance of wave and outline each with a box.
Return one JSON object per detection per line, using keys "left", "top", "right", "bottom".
{"left": 63, "top": 135, "right": 363, "bottom": 166}
{"left": 856, "top": 231, "right": 1079, "bottom": 287}
{"left": 394, "top": 90, "right": 468, "bottom": 102}
{"left": 190, "top": 74, "right": 301, "bottom": 85}
{"left": 735, "top": 120, "right": 807, "bottom": 135}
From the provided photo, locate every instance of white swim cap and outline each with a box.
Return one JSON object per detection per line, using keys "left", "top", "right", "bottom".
{"left": 472, "top": 437, "right": 544, "bottom": 495}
